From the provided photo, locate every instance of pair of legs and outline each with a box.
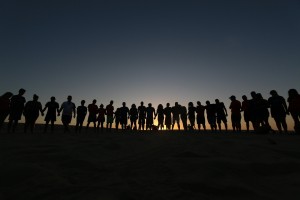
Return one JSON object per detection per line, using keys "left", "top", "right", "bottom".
{"left": 24, "top": 117, "right": 38, "bottom": 133}
{"left": 231, "top": 114, "right": 241, "bottom": 132}
{"left": 189, "top": 116, "right": 195, "bottom": 130}
{"left": 0, "top": 113, "right": 9, "bottom": 131}
{"left": 106, "top": 116, "right": 114, "bottom": 131}
{"left": 97, "top": 120, "right": 104, "bottom": 132}
{"left": 86, "top": 121, "right": 96, "bottom": 132}
{"left": 146, "top": 118, "right": 153, "bottom": 130}
{"left": 138, "top": 118, "right": 145, "bottom": 130}
{"left": 75, "top": 119, "right": 84, "bottom": 133}
{"left": 7, "top": 119, "right": 19, "bottom": 133}
{"left": 217, "top": 116, "right": 227, "bottom": 131}
{"left": 291, "top": 112, "right": 300, "bottom": 132}
{"left": 172, "top": 117, "right": 180, "bottom": 130}
{"left": 45, "top": 120, "right": 56, "bottom": 133}
{"left": 62, "top": 115, "right": 72, "bottom": 133}
{"left": 208, "top": 116, "right": 216, "bottom": 131}
{"left": 130, "top": 119, "right": 137, "bottom": 130}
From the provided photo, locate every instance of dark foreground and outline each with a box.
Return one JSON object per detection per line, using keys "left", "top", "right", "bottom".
{"left": 0, "top": 128, "right": 300, "bottom": 200}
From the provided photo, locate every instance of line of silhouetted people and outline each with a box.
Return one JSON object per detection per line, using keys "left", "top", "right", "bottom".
{"left": 0, "top": 88, "right": 300, "bottom": 134}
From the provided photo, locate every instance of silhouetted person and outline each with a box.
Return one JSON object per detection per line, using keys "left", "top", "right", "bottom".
{"left": 172, "top": 102, "right": 181, "bottom": 130}
{"left": 205, "top": 101, "right": 217, "bottom": 131}
{"left": 181, "top": 105, "right": 188, "bottom": 131}
{"left": 188, "top": 102, "right": 196, "bottom": 130}
{"left": 43, "top": 96, "right": 60, "bottom": 133}
{"left": 241, "top": 95, "right": 250, "bottom": 132}
{"left": 164, "top": 103, "right": 172, "bottom": 130}
{"left": 256, "top": 93, "right": 271, "bottom": 129}
{"left": 120, "top": 102, "right": 129, "bottom": 130}
{"left": 97, "top": 104, "right": 106, "bottom": 132}
{"left": 138, "top": 101, "right": 146, "bottom": 130}
{"left": 268, "top": 90, "right": 289, "bottom": 133}
{"left": 86, "top": 99, "right": 98, "bottom": 132}
{"left": 215, "top": 99, "right": 228, "bottom": 132}
{"left": 58, "top": 95, "right": 76, "bottom": 133}
{"left": 75, "top": 100, "right": 87, "bottom": 133}
{"left": 229, "top": 96, "right": 241, "bottom": 132}
{"left": 8, "top": 88, "right": 26, "bottom": 133}
{"left": 0, "top": 92, "right": 13, "bottom": 131}
{"left": 114, "top": 107, "right": 121, "bottom": 131}
{"left": 23, "top": 94, "right": 44, "bottom": 133}
{"left": 248, "top": 91, "right": 259, "bottom": 131}
{"left": 129, "top": 104, "right": 138, "bottom": 130}
{"left": 287, "top": 89, "right": 300, "bottom": 132}
{"left": 156, "top": 104, "right": 164, "bottom": 130}
{"left": 106, "top": 100, "right": 114, "bottom": 131}
{"left": 196, "top": 101, "right": 206, "bottom": 131}
{"left": 146, "top": 103, "right": 155, "bottom": 130}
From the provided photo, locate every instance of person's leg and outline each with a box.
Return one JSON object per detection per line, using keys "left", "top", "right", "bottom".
{"left": 12, "top": 120, "right": 18, "bottom": 133}
{"left": 274, "top": 118, "right": 282, "bottom": 132}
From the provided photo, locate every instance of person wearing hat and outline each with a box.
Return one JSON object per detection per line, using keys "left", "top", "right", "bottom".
{"left": 8, "top": 88, "right": 26, "bottom": 133}
{"left": 43, "top": 96, "right": 60, "bottom": 133}
{"left": 229, "top": 95, "right": 242, "bottom": 132}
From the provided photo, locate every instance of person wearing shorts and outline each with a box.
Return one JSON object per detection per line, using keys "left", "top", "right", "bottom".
{"left": 106, "top": 100, "right": 114, "bottom": 131}
{"left": 215, "top": 99, "right": 228, "bottom": 132}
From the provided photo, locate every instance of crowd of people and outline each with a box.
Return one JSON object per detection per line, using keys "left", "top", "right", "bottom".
{"left": 0, "top": 88, "right": 299, "bottom": 134}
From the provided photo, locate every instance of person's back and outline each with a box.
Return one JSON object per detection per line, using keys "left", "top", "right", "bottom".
{"left": 164, "top": 104, "right": 172, "bottom": 130}
{"left": 129, "top": 107, "right": 138, "bottom": 120}
{"left": 45, "top": 101, "right": 59, "bottom": 118}
{"left": 24, "top": 99, "right": 42, "bottom": 118}
{"left": 268, "top": 95, "right": 286, "bottom": 117}
{"left": 77, "top": 105, "right": 87, "bottom": 119}
{"left": 10, "top": 93, "right": 26, "bottom": 119}
{"left": 61, "top": 101, "right": 76, "bottom": 116}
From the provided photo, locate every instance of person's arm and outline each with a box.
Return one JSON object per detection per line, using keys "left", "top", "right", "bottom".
{"left": 39, "top": 102, "right": 44, "bottom": 116}
{"left": 282, "top": 97, "right": 289, "bottom": 115}
{"left": 73, "top": 103, "right": 76, "bottom": 118}
{"left": 58, "top": 103, "right": 63, "bottom": 116}
{"left": 42, "top": 103, "right": 47, "bottom": 113}
{"left": 223, "top": 103, "right": 228, "bottom": 116}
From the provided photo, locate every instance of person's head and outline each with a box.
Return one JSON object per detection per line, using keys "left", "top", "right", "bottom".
{"left": 250, "top": 91, "right": 257, "bottom": 99}
{"left": 288, "top": 89, "right": 299, "bottom": 98}
{"left": 122, "top": 102, "right": 126, "bottom": 107}
{"left": 148, "top": 103, "right": 152, "bottom": 107}
{"left": 175, "top": 102, "right": 178, "bottom": 106}
{"left": 19, "top": 88, "right": 26, "bottom": 95}
{"left": 140, "top": 101, "right": 144, "bottom": 106}
{"left": 100, "top": 104, "right": 104, "bottom": 108}
{"left": 67, "top": 95, "right": 72, "bottom": 102}
{"left": 33, "top": 94, "right": 39, "bottom": 101}
{"left": 215, "top": 99, "right": 219, "bottom": 104}
{"left": 81, "top": 100, "right": 85, "bottom": 105}
{"left": 158, "top": 104, "right": 163, "bottom": 109}
{"left": 256, "top": 93, "right": 263, "bottom": 99}
{"left": 92, "top": 99, "right": 97, "bottom": 104}
{"left": 50, "top": 96, "right": 56, "bottom": 102}
{"left": 270, "top": 90, "right": 278, "bottom": 97}
{"left": 110, "top": 100, "right": 113, "bottom": 105}
{"left": 188, "top": 102, "right": 193, "bottom": 107}
{"left": 197, "top": 101, "right": 201, "bottom": 106}
{"left": 166, "top": 103, "right": 170, "bottom": 107}
{"left": 2, "top": 92, "right": 13, "bottom": 99}
{"left": 132, "top": 104, "right": 136, "bottom": 108}
{"left": 206, "top": 101, "right": 210, "bottom": 105}
{"left": 229, "top": 95, "right": 236, "bottom": 101}
{"left": 242, "top": 95, "right": 247, "bottom": 101}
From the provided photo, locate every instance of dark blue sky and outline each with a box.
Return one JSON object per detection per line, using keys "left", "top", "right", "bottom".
{"left": 1, "top": 0, "right": 299, "bottom": 127}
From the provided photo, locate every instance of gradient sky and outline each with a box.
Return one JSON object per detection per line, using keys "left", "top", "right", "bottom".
{"left": 1, "top": 0, "right": 300, "bottom": 129}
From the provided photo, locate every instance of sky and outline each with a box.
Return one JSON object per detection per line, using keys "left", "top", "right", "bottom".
{"left": 1, "top": 0, "right": 300, "bottom": 129}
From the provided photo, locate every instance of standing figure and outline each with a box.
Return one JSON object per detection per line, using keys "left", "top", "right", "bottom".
{"left": 241, "top": 95, "right": 250, "bottom": 132}
{"left": 0, "top": 92, "right": 13, "bottom": 131}
{"left": 164, "top": 103, "right": 172, "bottom": 130}
{"left": 97, "top": 104, "right": 106, "bottom": 132}
{"left": 146, "top": 103, "right": 155, "bottom": 130}
{"left": 172, "top": 102, "right": 181, "bottom": 130}
{"left": 215, "top": 99, "right": 228, "bottom": 132}
{"left": 138, "top": 101, "right": 146, "bottom": 130}
{"left": 248, "top": 91, "right": 259, "bottom": 131}
{"left": 287, "top": 89, "right": 300, "bottom": 132}
{"left": 256, "top": 93, "right": 271, "bottom": 129}
{"left": 86, "top": 99, "right": 98, "bottom": 132}
{"left": 43, "top": 96, "right": 60, "bottom": 133}
{"left": 181, "top": 105, "right": 188, "bottom": 131}
{"left": 229, "top": 96, "right": 242, "bottom": 132}
{"left": 58, "top": 95, "right": 76, "bottom": 133}
{"left": 268, "top": 90, "right": 289, "bottom": 133}
{"left": 106, "top": 100, "right": 114, "bottom": 131}
{"left": 188, "top": 102, "right": 196, "bottom": 130}
{"left": 196, "top": 101, "right": 206, "bottom": 131}
{"left": 75, "top": 100, "right": 87, "bottom": 133}
{"left": 156, "top": 104, "right": 164, "bottom": 130}
{"left": 129, "top": 104, "right": 138, "bottom": 130}
{"left": 120, "top": 102, "right": 129, "bottom": 130}
{"left": 205, "top": 101, "right": 217, "bottom": 131}
{"left": 23, "top": 94, "right": 43, "bottom": 133}
{"left": 8, "top": 88, "right": 26, "bottom": 133}
{"left": 114, "top": 107, "right": 121, "bottom": 131}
